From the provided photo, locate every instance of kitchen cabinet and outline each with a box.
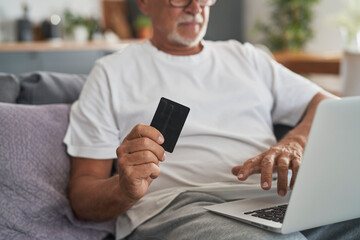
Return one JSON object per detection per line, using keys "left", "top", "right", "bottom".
{"left": 0, "top": 40, "right": 140, "bottom": 75}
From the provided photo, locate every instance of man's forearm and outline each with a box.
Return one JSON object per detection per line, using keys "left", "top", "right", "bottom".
{"left": 280, "top": 91, "right": 337, "bottom": 148}
{"left": 68, "top": 125, "right": 165, "bottom": 222}
{"left": 68, "top": 174, "right": 134, "bottom": 222}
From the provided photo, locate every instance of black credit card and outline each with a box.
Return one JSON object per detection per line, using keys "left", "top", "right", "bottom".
{"left": 150, "top": 97, "right": 190, "bottom": 153}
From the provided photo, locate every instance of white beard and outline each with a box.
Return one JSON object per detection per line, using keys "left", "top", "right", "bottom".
{"left": 168, "top": 13, "right": 208, "bottom": 47}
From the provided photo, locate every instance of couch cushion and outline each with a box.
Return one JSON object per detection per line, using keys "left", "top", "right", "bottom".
{"left": 17, "top": 71, "right": 86, "bottom": 105}
{"left": 0, "top": 103, "right": 114, "bottom": 239}
{"left": 0, "top": 73, "right": 20, "bottom": 103}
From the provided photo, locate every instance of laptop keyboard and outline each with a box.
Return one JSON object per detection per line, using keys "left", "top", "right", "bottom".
{"left": 244, "top": 204, "right": 288, "bottom": 223}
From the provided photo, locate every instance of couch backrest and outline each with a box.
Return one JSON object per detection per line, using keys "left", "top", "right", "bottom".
{"left": 0, "top": 71, "right": 87, "bottom": 105}
{"left": 0, "top": 71, "right": 294, "bottom": 141}
{"left": 0, "top": 73, "right": 20, "bottom": 103}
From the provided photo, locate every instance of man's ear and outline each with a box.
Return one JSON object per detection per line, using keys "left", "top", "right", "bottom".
{"left": 136, "top": 0, "right": 150, "bottom": 15}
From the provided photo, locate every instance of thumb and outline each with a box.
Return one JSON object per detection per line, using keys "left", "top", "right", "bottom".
{"left": 231, "top": 166, "right": 242, "bottom": 176}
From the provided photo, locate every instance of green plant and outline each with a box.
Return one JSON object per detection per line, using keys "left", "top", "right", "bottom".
{"left": 255, "top": 0, "right": 319, "bottom": 51}
{"left": 133, "top": 15, "right": 152, "bottom": 31}
{"left": 63, "top": 9, "right": 100, "bottom": 40}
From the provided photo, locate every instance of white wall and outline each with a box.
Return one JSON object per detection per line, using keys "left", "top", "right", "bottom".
{"left": 308, "top": 0, "right": 345, "bottom": 52}
{"left": 0, "top": 0, "right": 101, "bottom": 41}
{"left": 0, "top": 0, "right": 348, "bottom": 52}
{"left": 0, "top": 0, "right": 101, "bottom": 22}
{"left": 244, "top": 0, "right": 346, "bottom": 52}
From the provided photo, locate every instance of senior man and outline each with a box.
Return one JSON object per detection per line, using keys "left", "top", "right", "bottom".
{"left": 64, "top": 0, "right": 360, "bottom": 239}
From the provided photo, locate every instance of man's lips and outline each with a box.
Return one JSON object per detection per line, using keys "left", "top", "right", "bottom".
{"left": 178, "top": 21, "right": 202, "bottom": 27}
{"left": 177, "top": 13, "right": 204, "bottom": 27}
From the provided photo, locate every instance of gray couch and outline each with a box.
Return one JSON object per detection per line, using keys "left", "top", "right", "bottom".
{"left": 0, "top": 72, "right": 115, "bottom": 239}
{"left": 0, "top": 72, "right": 87, "bottom": 105}
{"left": 0, "top": 71, "right": 292, "bottom": 239}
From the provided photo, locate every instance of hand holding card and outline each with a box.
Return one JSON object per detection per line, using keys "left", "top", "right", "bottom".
{"left": 150, "top": 98, "right": 190, "bottom": 153}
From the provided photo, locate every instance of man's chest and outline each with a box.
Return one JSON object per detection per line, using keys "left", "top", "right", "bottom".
{"left": 112, "top": 70, "right": 274, "bottom": 142}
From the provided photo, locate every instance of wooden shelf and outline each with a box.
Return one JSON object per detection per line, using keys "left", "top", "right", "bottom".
{"left": 0, "top": 39, "right": 143, "bottom": 52}
{"left": 0, "top": 42, "right": 342, "bottom": 76}
{"left": 273, "top": 51, "right": 342, "bottom": 75}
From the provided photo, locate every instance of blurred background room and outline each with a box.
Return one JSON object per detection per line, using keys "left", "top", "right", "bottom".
{"left": 0, "top": 0, "right": 359, "bottom": 96}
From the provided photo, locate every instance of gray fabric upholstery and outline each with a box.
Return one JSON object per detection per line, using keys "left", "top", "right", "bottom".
{"left": 0, "top": 73, "right": 20, "bottom": 103}
{"left": 0, "top": 103, "right": 114, "bottom": 239}
{"left": 17, "top": 71, "right": 86, "bottom": 105}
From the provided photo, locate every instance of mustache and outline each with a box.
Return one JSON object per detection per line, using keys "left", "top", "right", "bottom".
{"left": 177, "top": 14, "right": 204, "bottom": 24}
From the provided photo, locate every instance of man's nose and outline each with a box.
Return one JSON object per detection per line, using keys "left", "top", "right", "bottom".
{"left": 184, "top": 0, "right": 203, "bottom": 14}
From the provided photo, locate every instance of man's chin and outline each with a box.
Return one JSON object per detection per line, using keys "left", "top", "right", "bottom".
{"left": 168, "top": 32, "right": 203, "bottom": 47}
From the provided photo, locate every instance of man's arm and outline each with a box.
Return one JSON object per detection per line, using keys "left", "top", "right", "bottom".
{"left": 68, "top": 158, "right": 126, "bottom": 221}
{"left": 232, "top": 91, "right": 338, "bottom": 196}
{"left": 68, "top": 124, "right": 165, "bottom": 222}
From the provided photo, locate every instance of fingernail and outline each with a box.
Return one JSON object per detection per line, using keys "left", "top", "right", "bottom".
{"left": 279, "top": 190, "right": 285, "bottom": 196}
{"left": 262, "top": 182, "right": 269, "bottom": 188}
{"left": 158, "top": 136, "right": 164, "bottom": 144}
{"left": 162, "top": 153, "right": 166, "bottom": 161}
{"left": 238, "top": 173, "right": 244, "bottom": 179}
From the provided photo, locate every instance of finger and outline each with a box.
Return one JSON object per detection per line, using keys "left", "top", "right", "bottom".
{"left": 125, "top": 124, "right": 164, "bottom": 144}
{"left": 236, "top": 153, "right": 265, "bottom": 181}
{"left": 277, "top": 154, "right": 290, "bottom": 196}
{"left": 119, "top": 150, "right": 160, "bottom": 167}
{"left": 120, "top": 137, "right": 166, "bottom": 162}
{"left": 131, "top": 162, "right": 161, "bottom": 180}
{"left": 120, "top": 162, "right": 161, "bottom": 187}
{"left": 231, "top": 165, "right": 241, "bottom": 176}
{"left": 289, "top": 157, "right": 301, "bottom": 190}
{"left": 260, "top": 154, "right": 276, "bottom": 190}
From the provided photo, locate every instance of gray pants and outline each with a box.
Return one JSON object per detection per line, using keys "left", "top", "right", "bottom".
{"left": 126, "top": 192, "right": 360, "bottom": 240}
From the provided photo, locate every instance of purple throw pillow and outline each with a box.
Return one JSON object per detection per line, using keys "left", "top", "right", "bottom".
{"left": 0, "top": 103, "right": 114, "bottom": 239}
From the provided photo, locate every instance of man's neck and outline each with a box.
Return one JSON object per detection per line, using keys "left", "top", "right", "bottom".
{"left": 150, "top": 38, "right": 203, "bottom": 56}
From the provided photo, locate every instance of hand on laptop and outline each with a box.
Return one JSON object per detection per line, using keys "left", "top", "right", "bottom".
{"left": 232, "top": 137, "right": 305, "bottom": 197}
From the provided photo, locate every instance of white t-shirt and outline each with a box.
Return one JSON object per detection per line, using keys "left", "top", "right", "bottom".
{"left": 63, "top": 40, "right": 322, "bottom": 238}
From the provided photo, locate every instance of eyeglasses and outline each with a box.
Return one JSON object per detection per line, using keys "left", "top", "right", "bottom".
{"left": 169, "top": 0, "right": 217, "bottom": 8}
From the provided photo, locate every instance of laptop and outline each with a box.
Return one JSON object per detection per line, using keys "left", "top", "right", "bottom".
{"left": 205, "top": 97, "right": 360, "bottom": 234}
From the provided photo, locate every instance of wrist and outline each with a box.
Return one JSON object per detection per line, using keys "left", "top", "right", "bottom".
{"left": 112, "top": 175, "right": 137, "bottom": 213}
{"left": 280, "top": 133, "right": 307, "bottom": 149}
